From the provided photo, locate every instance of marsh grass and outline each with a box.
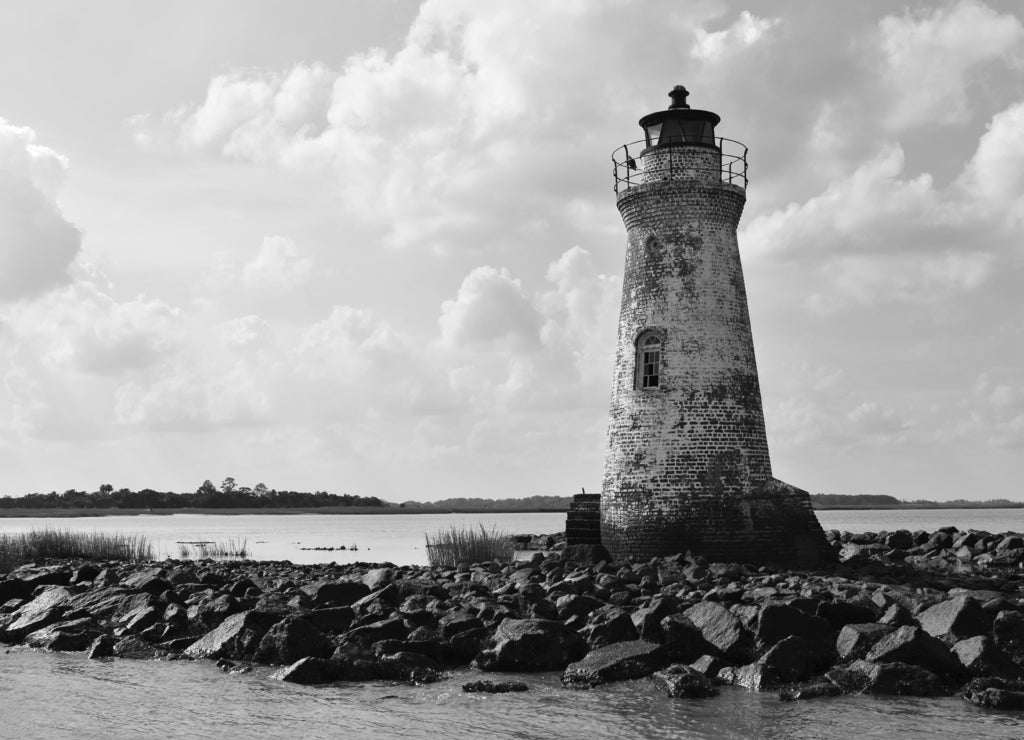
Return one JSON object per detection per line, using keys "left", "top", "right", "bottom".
{"left": 425, "top": 524, "right": 514, "bottom": 567}
{"left": 0, "top": 529, "right": 153, "bottom": 574}
{"left": 176, "top": 538, "right": 249, "bottom": 560}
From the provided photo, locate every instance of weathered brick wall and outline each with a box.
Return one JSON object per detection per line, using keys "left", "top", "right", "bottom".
{"left": 600, "top": 141, "right": 830, "bottom": 565}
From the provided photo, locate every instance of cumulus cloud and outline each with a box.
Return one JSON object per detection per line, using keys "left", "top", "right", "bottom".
{"left": 439, "top": 266, "right": 541, "bottom": 350}
{"left": 875, "top": 0, "right": 1023, "bottom": 131}
{"left": 691, "top": 10, "right": 779, "bottom": 62}
{"left": 0, "top": 119, "right": 81, "bottom": 301}
{"left": 958, "top": 100, "right": 1024, "bottom": 226}
{"left": 241, "top": 236, "right": 313, "bottom": 289}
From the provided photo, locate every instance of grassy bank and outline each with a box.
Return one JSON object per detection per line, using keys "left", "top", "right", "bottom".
{"left": 425, "top": 525, "right": 514, "bottom": 567}
{"left": 0, "top": 529, "right": 153, "bottom": 573}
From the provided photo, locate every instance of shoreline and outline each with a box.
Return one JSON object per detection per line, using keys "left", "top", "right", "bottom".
{"left": 1, "top": 503, "right": 1022, "bottom": 518}
{"left": 3, "top": 527, "right": 1024, "bottom": 712}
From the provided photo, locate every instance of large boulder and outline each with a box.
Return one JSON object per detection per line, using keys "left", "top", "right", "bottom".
{"left": 652, "top": 664, "right": 718, "bottom": 698}
{"left": 71, "top": 588, "right": 156, "bottom": 622}
{"left": 578, "top": 606, "right": 638, "bottom": 649}
{"left": 474, "top": 618, "right": 587, "bottom": 672}
{"left": 660, "top": 614, "right": 714, "bottom": 662}
{"left": 756, "top": 603, "right": 834, "bottom": 669}
{"left": 302, "top": 581, "right": 370, "bottom": 607}
{"left": 683, "top": 602, "right": 754, "bottom": 663}
{"left": 561, "top": 640, "right": 668, "bottom": 689}
{"left": 951, "top": 635, "right": 1024, "bottom": 680}
{"left": 183, "top": 610, "right": 281, "bottom": 660}
{"left": 758, "top": 635, "right": 812, "bottom": 683}
{"left": 253, "top": 616, "right": 334, "bottom": 665}
{"left": 827, "top": 659, "right": 948, "bottom": 696}
{"left": 0, "top": 586, "right": 74, "bottom": 642}
{"left": 917, "top": 596, "right": 989, "bottom": 643}
{"left": 865, "top": 625, "right": 963, "bottom": 678}
{"left": 24, "top": 616, "right": 102, "bottom": 651}
{"left": 836, "top": 623, "right": 897, "bottom": 662}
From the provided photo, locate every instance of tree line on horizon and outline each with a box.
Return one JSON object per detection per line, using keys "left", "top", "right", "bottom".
{"left": 0, "top": 478, "right": 385, "bottom": 510}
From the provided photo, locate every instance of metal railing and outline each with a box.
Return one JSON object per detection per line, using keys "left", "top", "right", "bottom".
{"left": 612, "top": 137, "right": 748, "bottom": 194}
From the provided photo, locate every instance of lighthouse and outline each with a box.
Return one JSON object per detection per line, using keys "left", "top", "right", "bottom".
{"left": 599, "top": 86, "right": 831, "bottom": 565}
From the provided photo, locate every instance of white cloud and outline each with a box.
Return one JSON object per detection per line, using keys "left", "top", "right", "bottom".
{"left": 876, "top": 0, "right": 1023, "bottom": 131}
{"left": 241, "top": 236, "right": 313, "bottom": 289}
{"left": 958, "top": 100, "right": 1024, "bottom": 226}
{"left": 691, "top": 10, "right": 779, "bottom": 62}
{"left": 0, "top": 119, "right": 80, "bottom": 301}
{"left": 439, "top": 266, "right": 542, "bottom": 350}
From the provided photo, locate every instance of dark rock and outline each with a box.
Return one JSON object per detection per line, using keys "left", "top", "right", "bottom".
{"left": 758, "top": 635, "right": 811, "bottom": 683}
{"left": 836, "top": 623, "right": 897, "bottom": 662}
{"left": 718, "top": 662, "right": 781, "bottom": 691}
{"left": 815, "top": 600, "right": 877, "bottom": 630}
{"left": 578, "top": 606, "right": 638, "bottom": 648}
{"left": 961, "top": 677, "right": 1024, "bottom": 709}
{"left": 865, "top": 626, "right": 963, "bottom": 678}
{"left": 0, "top": 586, "right": 74, "bottom": 642}
{"left": 113, "top": 635, "right": 163, "bottom": 660}
{"left": 188, "top": 594, "right": 241, "bottom": 629}
{"left": 562, "top": 544, "right": 611, "bottom": 564}
{"left": 660, "top": 614, "right": 713, "bottom": 662}
{"left": 305, "top": 606, "right": 355, "bottom": 635}
{"left": 832, "top": 659, "right": 948, "bottom": 696}
{"left": 273, "top": 656, "right": 339, "bottom": 685}
{"left": 689, "top": 654, "right": 727, "bottom": 678}
{"left": 562, "top": 639, "right": 668, "bottom": 689}
{"left": 24, "top": 616, "right": 101, "bottom": 651}
{"left": 993, "top": 610, "right": 1024, "bottom": 656}
{"left": 253, "top": 616, "right": 333, "bottom": 665}
{"left": 71, "top": 588, "right": 155, "bottom": 622}
{"left": 344, "top": 616, "right": 408, "bottom": 645}
{"left": 951, "top": 635, "right": 1023, "bottom": 679}
{"left": 6, "top": 565, "right": 72, "bottom": 589}
{"left": 0, "top": 579, "right": 32, "bottom": 604}
{"left": 121, "top": 572, "right": 172, "bottom": 596}
{"left": 917, "top": 596, "right": 989, "bottom": 643}
{"left": 86, "top": 634, "right": 116, "bottom": 659}
{"left": 462, "top": 680, "right": 528, "bottom": 693}
{"left": 878, "top": 603, "right": 916, "bottom": 627}
{"left": 183, "top": 610, "right": 281, "bottom": 660}
{"left": 124, "top": 606, "right": 162, "bottom": 634}
{"left": 302, "top": 581, "right": 370, "bottom": 607}
{"left": 683, "top": 601, "right": 754, "bottom": 663}
{"left": 631, "top": 597, "right": 675, "bottom": 641}
{"left": 779, "top": 681, "right": 842, "bottom": 701}
{"left": 652, "top": 663, "right": 718, "bottom": 698}
{"left": 474, "top": 618, "right": 587, "bottom": 672}
{"left": 756, "top": 603, "right": 833, "bottom": 668}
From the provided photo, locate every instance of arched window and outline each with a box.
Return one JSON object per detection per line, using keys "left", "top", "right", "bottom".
{"left": 636, "top": 332, "right": 662, "bottom": 389}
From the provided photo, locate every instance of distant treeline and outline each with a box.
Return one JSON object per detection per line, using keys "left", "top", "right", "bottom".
{"left": 810, "top": 494, "right": 1022, "bottom": 509}
{"left": 400, "top": 495, "right": 572, "bottom": 511}
{"left": 0, "top": 478, "right": 385, "bottom": 510}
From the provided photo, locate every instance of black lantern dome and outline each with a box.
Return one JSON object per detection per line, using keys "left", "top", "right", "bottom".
{"left": 638, "top": 85, "right": 720, "bottom": 149}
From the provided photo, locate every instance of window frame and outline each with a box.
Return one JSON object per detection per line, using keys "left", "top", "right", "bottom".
{"left": 635, "top": 330, "right": 664, "bottom": 390}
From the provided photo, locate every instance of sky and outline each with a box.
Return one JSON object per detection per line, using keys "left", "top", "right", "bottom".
{"left": 0, "top": 0, "right": 1022, "bottom": 502}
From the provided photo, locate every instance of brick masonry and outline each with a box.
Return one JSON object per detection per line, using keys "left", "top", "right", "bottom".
{"left": 599, "top": 141, "right": 831, "bottom": 565}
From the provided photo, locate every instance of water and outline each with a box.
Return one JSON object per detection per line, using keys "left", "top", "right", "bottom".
{"left": 2, "top": 508, "right": 1021, "bottom": 568}
{"left": 4, "top": 507, "right": 1024, "bottom": 738}
{"left": 2, "top": 648, "right": 1022, "bottom": 739}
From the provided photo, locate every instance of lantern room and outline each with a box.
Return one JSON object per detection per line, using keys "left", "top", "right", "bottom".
{"left": 638, "top": 85, "right": 720, "bottom": 149}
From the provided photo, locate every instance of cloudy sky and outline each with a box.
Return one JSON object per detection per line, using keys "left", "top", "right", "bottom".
{"left": 1, "top": 0, "right": 1022, "bottom": 502}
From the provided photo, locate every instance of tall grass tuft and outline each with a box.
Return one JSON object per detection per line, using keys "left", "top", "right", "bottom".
{"left": 424, "top": 524, "right": 514, "bottom": 567}
{"left": 0, "top": 529, "right": 153, "bottom": 574}
{"left": 176, "top": 538, "right": 249, "bottom": 560}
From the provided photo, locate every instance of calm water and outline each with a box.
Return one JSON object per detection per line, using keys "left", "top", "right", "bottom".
{"left": 2, "top": 648, "right": 1023, "bottom": 740}
{"left": 3, "top": 508, "right": 1024, "bottom": 738}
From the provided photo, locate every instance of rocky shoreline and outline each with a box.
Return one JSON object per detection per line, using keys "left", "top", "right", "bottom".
{"left": 4, "top": 526, "right": 1024, "bottom": 710}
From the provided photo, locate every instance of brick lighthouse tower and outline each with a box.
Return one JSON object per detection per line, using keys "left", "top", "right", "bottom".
{"left": 600, "top": 86, "right": 830, "bottom": 565}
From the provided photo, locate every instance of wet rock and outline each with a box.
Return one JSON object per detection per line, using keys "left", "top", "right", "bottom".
{"left": 718, "top": 663, "right": 781, "bottom": 691}
{"left": 562, "top": 639, "right": 668, "bottom": 689}
{"left": 961, "top": 677, "right": 1024, "bottom": 709}
{"left": 836, "top": 623, "right": 897, "bottom": 662}
{"left": 462, "top": 680, "right": 528, "bottom": 693}
{"left": 756, "top": 603, "right": 833, "bottom": 668}
{"left": 253, "top": 616, "right": 334, "bottom": 665}
{"left": 779, "top": 681, "right": 842, "bottom": 701}
{"left": 917, "top": 595, "right": 989, "bottom": 643}
{"left": 113, "top": 634, "right": 163, "bottom": 660}
{"left": 834, "top": 659, "right": 948, "bottom": 697}
{"left": 652, "top": 664, "right": 718, "bottom": 698}
{"left": 578, "top": 606, "right": 638, "bottom": 649}
{"left": 951, "top": 635, "right": 1023, "bottom": 679}
{"left": 660, "top": 614, "right": 713, "bottom": 662}
{"left": 183, "top": 610, "right": 281, "bottom": 660}
{"left": 24, "top": 616, "right": 102, "bottom": 651}
{"left": 683, "top": 601, "right": 754, "bottom": 663}
{"left": 273, "top": 656, "right": 339, "bottom": 685}
{"left": 86, "top": 634, "right": 116, "bottom": 659}
{"left": 865, "top": 626, "right": 963, "bottom": 678}
{"left": 758, "top": 635, "right": 812, "bottom": 683}
{"left": 689, "top": 654, "right": 727, "bottom": 678}
{"left": 474, "top": 618, "right": 587, "bottom": 672}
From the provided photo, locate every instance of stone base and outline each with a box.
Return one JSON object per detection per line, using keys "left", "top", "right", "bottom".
{"left": 600, "top": 479, "right": 834, "bottom": 567}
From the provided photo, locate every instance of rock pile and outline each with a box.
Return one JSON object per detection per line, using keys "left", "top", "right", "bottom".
{"left": 2, "top": 527, "right": 1024, "bottom": 712}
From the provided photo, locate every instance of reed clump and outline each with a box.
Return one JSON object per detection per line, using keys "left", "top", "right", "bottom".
{"left": 0, "top": 528, "right": 153, "bottom": 574}
{"left": 176, "top": 538, "right": 249, "bottom": 560}
{"left": 424, "top": 524, "right": 514, "bottom": 567}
